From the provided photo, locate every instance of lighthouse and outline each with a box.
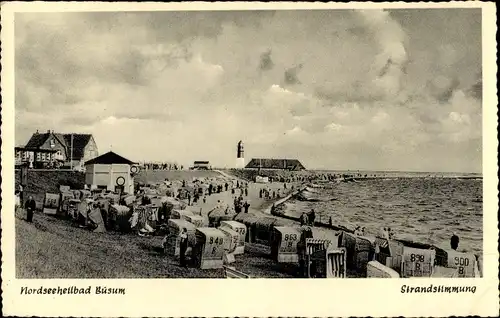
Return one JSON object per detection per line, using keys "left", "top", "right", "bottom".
{"left": 236, "top": 140, "right": 245, "bottom": 169}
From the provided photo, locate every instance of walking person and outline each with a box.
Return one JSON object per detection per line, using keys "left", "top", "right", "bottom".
{"left": 450, "top": 234, "right": 460, "bottom": 251}
{"left": 308, "top": 209, "right": 316, "bottom": 226}
{"left": 244, "top": 201, "right": 250, "bottom": 213}
{"left": 179, "top": 228, "right": 189, "bottom": 267}
{"left": 25, "top": 195, "right": 36, "bottom": 223}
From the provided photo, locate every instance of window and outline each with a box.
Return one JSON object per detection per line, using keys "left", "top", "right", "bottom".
{"left": 36, "top": 153, "right": 41, "bottom": 161}
{"left": 41, "top": 153, "right": 45, "bottom": 161}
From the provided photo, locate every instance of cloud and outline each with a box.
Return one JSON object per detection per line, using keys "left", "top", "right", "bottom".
{"left": 15, "top": 9, "right": 482, "bottom": 172}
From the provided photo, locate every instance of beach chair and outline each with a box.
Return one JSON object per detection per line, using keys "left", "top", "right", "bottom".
{"left": 305, "top": 238, "right": 347, "bottom": 278}
{"left": 223, "top": 266, "right": 250, "bottom": 278}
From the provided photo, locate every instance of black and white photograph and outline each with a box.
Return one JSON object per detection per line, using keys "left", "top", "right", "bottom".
{"left": 1, "top": 1, "right": 498, "bottom": 317}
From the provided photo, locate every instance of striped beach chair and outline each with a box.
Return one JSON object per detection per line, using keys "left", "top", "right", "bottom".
{"left": 325, "top": 248, "right": 347, "bottom": 278}
{"left": 223, "top": 266, "right": 250, "bottom": 278}
{"left": 305, "top": 238, "right": 347, "bottom": 278}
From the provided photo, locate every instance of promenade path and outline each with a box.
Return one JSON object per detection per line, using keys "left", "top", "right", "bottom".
{"left": 183, "top": 170, "right": 345, "bottom": 245}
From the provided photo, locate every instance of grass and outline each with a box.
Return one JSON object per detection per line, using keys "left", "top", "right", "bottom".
{"left": 15, "top": 208, "right": 297, "bottom": 279}
{"left": 15, "top": 169, "right": 85, "bottom": 209}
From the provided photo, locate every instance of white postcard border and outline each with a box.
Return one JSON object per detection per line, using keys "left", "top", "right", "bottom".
{"left": 1, "top": 2, "right": 498, "bottom": 317}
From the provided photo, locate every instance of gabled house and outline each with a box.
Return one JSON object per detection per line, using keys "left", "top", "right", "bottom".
{"left": 17, "top": 130, "right": 98, "bottom": 170}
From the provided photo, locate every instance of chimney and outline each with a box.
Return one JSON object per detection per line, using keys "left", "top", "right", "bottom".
{"left": 36, "top": 130, "right": 39, "bottom": 134}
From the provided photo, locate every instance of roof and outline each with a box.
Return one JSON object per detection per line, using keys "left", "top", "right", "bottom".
{"left": 84, "top": 151, "right": 135, "bottom": 165}
{"left": 64, "top": 134, "right": 92, "bottom": 159}
{"left": 220, "top": 220, "right": 245, "bottom": 228}
{"left": 196, "top": 227, "right": 225, "bottom": 236}
{"left": 25, "top": 133, "right": 50, "bottom": 149}
{"left": 24, "top": 132, "right": 94, "bottom": 160}
{"left": 194, "top": 161, "right": 210, "bottom": 164}
{"left": 245, "top": 158, "right": 306, "bottom": 170}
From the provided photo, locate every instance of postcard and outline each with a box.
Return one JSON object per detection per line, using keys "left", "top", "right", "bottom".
{"left": 1, "top": 1, "right": 498, "bottom": 317}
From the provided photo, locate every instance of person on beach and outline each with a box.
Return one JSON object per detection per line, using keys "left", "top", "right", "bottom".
{"left": 300, "top": 212, "right": 309, "bottom": 226}
{"left": 308, "top": 209, "right": 316, "bottom": 226}
{"left": 259, "top": 189, "right": 263, "bottom": 198}
{"left": 450, "top": 234, "right": 459, "bottom": 251}
{"left": 354, "top": 226, "right": 362, "bottom": 236}
{"left": 237, "top": 181, "right": 240, "bottom": 188}
{"left": 245, "top": 187, "right": 248, "bottom": 197}
{"left": 225, "top": 183, "right": 229, "bottom": 192}
{"left": 284, "top": 183, "right": 287, "bottom": 190}
{"left": 297, "top": 226, "right": 314, "bottom": 277}
{"left": 380, "top": 227, "right": 390, "bottom": 240}
{"left": 244, "top": 201, "right": 250, "bottom": 213}
{"left": 272, "top": 191, "right": 276, "bottom": 199}
{"left": 208, "top": 184, "right": 213, "bottom": 196}
{"left": 387, "top": 227, "right": 394, "bottom": 239}
{"left": 187, "top": 192, "right": 192, "bottom": 206}
{"left": 233, "top": 198, "right": 239, "bottom": 213}
{"left": 231, "top": 187, "right": 235, "bottom": 195}
{"left": 179, "top": 228, "right": 189, "bottom": 267}
{"left": 25, "top": 195, "right": 36, "bottom": 223}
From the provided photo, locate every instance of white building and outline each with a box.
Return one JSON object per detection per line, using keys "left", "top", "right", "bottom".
{"left": 84, "top": 151, "right": 136, "bottom": 194}
{"left": 236, "top": 140, "right": 245, "bottom": 169}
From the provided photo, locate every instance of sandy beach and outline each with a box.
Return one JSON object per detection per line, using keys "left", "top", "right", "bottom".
{"left": 178, "top": 171, "right": 343, "bottom": 245}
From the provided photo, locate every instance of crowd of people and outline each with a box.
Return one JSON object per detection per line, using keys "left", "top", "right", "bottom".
{"left": 141, "top": 162, "right": 183, "bottom": 171}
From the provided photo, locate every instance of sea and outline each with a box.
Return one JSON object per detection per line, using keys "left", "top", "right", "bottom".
{"left": 283, "top": 171, "right": 483, "bottom": 256}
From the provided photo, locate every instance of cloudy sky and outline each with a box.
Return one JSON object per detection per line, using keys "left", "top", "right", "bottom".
{"left": 15, "top": 9, "right": 482, "bottom": 172}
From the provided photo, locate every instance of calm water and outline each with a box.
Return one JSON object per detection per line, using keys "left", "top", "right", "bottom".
{"left": 284, "top": 178, "right": 483, "bottom": 256}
